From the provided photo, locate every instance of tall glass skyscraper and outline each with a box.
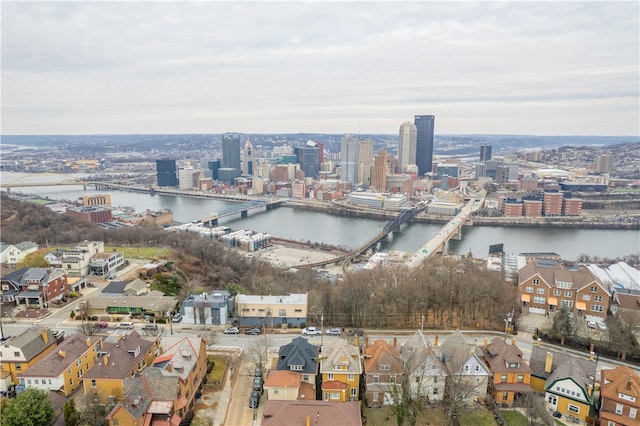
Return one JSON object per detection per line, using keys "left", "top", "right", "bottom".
{"left": 156, "top": 159, "right": 178, "bottom": 187}
{"left": 221, "top": 134, "right": 241, "bottom": 171}
{"left": 340, "top": 134, "right": 360, "bottom": 185}
{"left": 414, "top": 115, "right": 435, "bottom": 177}
{"left": 398, "top": 121, "right": 417, "bottom": 173}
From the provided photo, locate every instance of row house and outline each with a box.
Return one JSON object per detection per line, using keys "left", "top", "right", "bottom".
{"left": 481, "top": 338, "right": 533, "bottom": 406}
{"left": 518, "top": 261, "right": 610, "bottom": 319}
{"left": 1, "top": 267, "right": 69, "bottom": 307}
{"left": 529, "top": 346, "right": 596, "bottom": 424}
{"left": 106, "top": 336, "right": 207, "bottom": 426}
{"left": 271, "top": 336, "right": 319, "bottom": 400}
{"left": 0, "top": 326, "right": 58, "bottom": 391}
{"left": 599, "top": 366, "right": 639, "bottom": 426}
{"left": 401, "top": 331, "right": 448, "bottom": 403}
{"left": 82, "top": 331, "right": 160, "bottom": 405}
{"left": 363, "top": 339, "right": 404, "bottom": 407}
{"left": 235, "top": 292, "right": 308, "bottom": 328}
{"left": 320, "top": 339, "right": 362, "bottom": 402}
{"left": 17, "top": 334, "right": 102, "bottom": 396}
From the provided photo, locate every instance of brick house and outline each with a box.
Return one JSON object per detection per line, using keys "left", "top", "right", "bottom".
{"left": 363, "top": 339, "right": 403, "bottom": 407}
{"left": 599, "top": 366, "right": 639, "bottom": 426}
{"left": 3, "top": 267, "right": 69, "bottom": 307}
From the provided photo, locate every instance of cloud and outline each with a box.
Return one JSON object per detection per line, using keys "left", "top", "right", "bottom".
{"left": 1, "top": 1, "right": 638, "bottom": 135}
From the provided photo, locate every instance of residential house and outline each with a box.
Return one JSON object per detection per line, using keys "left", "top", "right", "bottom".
{"left": 320, "top": 339, "right": 362, "bottom": 402}
{"left": 89, "top": 252, "right": 125, "bottom": 276}
{"left": 481, "top": 338, "right": 533, "bottom": 406}
{"left": 261, "top": 400, "right": 362, "bottom": 426}
{"left": 1, "top": 267, "right": 69, "bottom": 307}
{"left": 0, "top": 241, "right": 38, "bottom": 266}
{"left": 400, "top": 330, "right": 448, "bottom": 403}
{"left": 610, "top": 291, "right": 640, "bottom": 326}
{"left": 181, "top": 290, "right": 232, "bottom": 326}
{"left": 438, "top": 330, "right": 492, "bottom": 403}
{"left": 363, "top": 339, "right": 404, "bottom": 407}
{"left": 518, "top": 260, "right": 610, "bottom": 319}
{"left": 529, "top": 346, "right": 596, "bottom": 424}
{"left": 599, "top": 366, "right": 639, "bottom": 426}
{"left": 264, "top": 370, "right": 315, "bottom": 401}
{"left": 235, "top": 292, "right": 308, "bottom": 328}
{"left": 0, "top": 326, "right": 58, "bottom": 391}
{"left": 105, "top": 337, "right": 207, "bottom": 425}
{"left": 275, "top": 336, "right": 319, "bottom": 396}
{"left": 82, "top": 331, "right": 160, "bottom": 405}
{"left": 17, "top": 334, "right": 102, "bottom": 396}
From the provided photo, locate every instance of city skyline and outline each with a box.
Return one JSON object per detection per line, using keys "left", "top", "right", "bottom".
{"left": 2, "top": 2, "right": 639, "bottom": 136}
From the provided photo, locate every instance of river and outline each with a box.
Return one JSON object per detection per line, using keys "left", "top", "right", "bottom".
{"left": 2, "top": 171, "right": 638, "bottom": 259}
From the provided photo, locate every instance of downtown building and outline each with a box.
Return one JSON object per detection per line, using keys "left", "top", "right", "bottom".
{"left": 398, "top": 121, "right": 417, "bottom": 173}
{"left": 155, "top": 159, "right": 178, "bottom": 187}
{"left": 414, "top": 115, "right": 435, "bottom": 177}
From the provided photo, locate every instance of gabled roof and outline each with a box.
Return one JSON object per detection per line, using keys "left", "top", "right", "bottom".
{"left": 320, "top": 339, "right": 362, "bottom": 374}
{"left": 438, "top": 330, "right": 491, "bottom": 376}
{"left": 1, "top": 326, "right": 56, "bottom": 361}
{"left": 600, "top": 366, "right": 640, "bottom": 405}
{"left": 276, "top": 337, "right": 319, "bottom": 375}
{"left": 363, "top": 339, "right": 403, "bottom": 375}
{"left": 155, "top": 337, "right": 203, "bottom": 381}
{"left": 261, "top": 400, "right": 362, "bottom": 426}
{"left": 614, "top": 292, "right": 640, "bottom": 312}
{"left": 529, "top": 346, "right": 596, "bottom": 382}
{"left": 19, "top": 334, "right": 101, "bottom": 377}
{"left": 264, "top": 370, "right": 301, "bottom": 388}
{"left": 101, "top": 281, "right": 127, "bottom": 294}
{"left": 83, "top": 331, "right": 155, "bottom": 380}
{"left": 545, "top": 358, "right": 594, "bottom": 402}
{"left": 519, "top": 261, "right": 609, "bottom": 295}
{"left": 400, "top": 330, "right": 447, "bottom": 376}
{"left": 481, "top": 338, "right": 532, "bottom": 375}
{"left": 1, "top": 267, "right": 29, "bottom": 285}
{"left": 438, "top": 330, "right": 470, "bottom": 358}
{"left": 14, "top": 242, "right": 38, "bottom": 252}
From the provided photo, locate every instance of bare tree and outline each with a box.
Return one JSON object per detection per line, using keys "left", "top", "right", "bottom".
{"left": 441, "top": 352, "right": 486, "bottom": 426}
{"left": 515, "top": 393, "right": 556, "bottom": 426}
{"left": 244, "top": 336, "right": 275, "bottom": 374}
{"left": 76, "top": 301, "right": 98, "bottom": 336}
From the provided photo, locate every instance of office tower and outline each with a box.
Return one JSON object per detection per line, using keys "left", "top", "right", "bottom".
{"left": 316, "top": 141, "right": 324, "bottom": 166}
{"left": 241, "top": 139, "right": 255, "bottom": 175}
{"left": 480, "top": 143, "right": 492, "bottom": 161}
{"left": 156, "top": 159, "right": 178, "bottom": 187}
{"left": 178, "top": 167, "right": 197, "bottom": 189}
{"left": 371, "top": 150, "right": 388, "bottom": 192}
{"left": 208, "top": 159, "right": 221, "bottom": 181}
{"left": 221, "top": 134, "right": 241, "bottom": 171}
{"left": 359, "top": 139, "right": 374, "bottom": 166}
{"left": 398, "top": 121, "right": 417, "bottom": 173}
{"left": 414, "top": 115, "right": 435, "bottom": 177}
{"left": 596, "top": 154, "right": 614, "bottom": 174}
{"left": 294, "top": 146, "right": 320, "bottom": 179}
{"left": 340, "top": 134, "right": 360, "bottom": 186}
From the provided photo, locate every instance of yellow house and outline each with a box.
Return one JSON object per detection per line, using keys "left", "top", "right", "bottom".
{"left": 320, "top": 339, "right": 362, "bottom": 402}
{"left": 0, "top": 326, "right": 58, "bottom": 390}
{"left": 17, "top": 334, "right": 102, "bottom": 395}
{"left": 236, "top": 293, "right": 308, "bottom": 328}
{"left": 82, "top": 330, "right": 160, "bottom": 404}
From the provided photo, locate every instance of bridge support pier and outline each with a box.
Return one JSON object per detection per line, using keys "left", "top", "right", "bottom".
{"left": 208, "top": 219, "right": 219, "bottom": 227}
{"left": 241, "top": 211, "right": 248, "bottom": 218}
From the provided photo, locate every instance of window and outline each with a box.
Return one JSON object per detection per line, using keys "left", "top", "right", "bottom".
{"left": 590, "top": 286, "right": 598, "bottom": 293}
{"left": 533, "top": 279, "right": 540, "bottom": 285}
{"left": 537, "top": 288, "right": 545, "bottom": 295}
{"left": 508, "top": 363, "right": 519, "bottom": 368}
{"left": 591, "top": 305, "right": 604, "bottom": 312}
{"left": 433, "top": 377, "right": 438, "bottom": 383}
{"left": 553, "top": 289, "right": 561, "bottom": 296}
{"left": 433, "top": 388, "right": 438, "bottom": 395}
{"left": 595, "top": 295, "right": 603, "bottom": 302}
{"left": 582, "top": 294, "right": 591, "bottom": 301}
{"left": 607, "top": 421, "right": 615, "bottom": 426}
{"left": 533, "top": 296, "right": 545, "bottom": 304}
{"left": 348, "top": 374, "right": 354, "bottom": 381}
{"left": 548, "top": 395, "right": 557, "bottom": 405}
{"left": 294, "top": 309, "right": 302, "bottom": 313}
{"left": 13, "top": 351, "right": 19, "bottom": 357}
{"left": 561, "top": 300, "right": 573, "bottom": 308}
{"left": 526, "top": 287, "right": 533, "bottom": 293}
{"left": 330, "top": 392, "right": 340, "bottom": 400}
{"left": 615, "top": 403, "right": 623, "bottom": 414}
{"left": 475, "top": 365, "right": 479, "bottom": 372}
{"left": 517, "top": 375, "right": 524, "bottom": 383}
{"left": 502, "top": 392, "right": 509, "bottom": 401}
{"left": 373, "top": 375, "right": 379, "bottom": 384}
{"left": 568, "top": 404, "right": 580, "bottom": 414}
{"left": 565, "top": 291, "right": 572, "bottom": 297}
{"left": 324, "top": 393, "right": 329, "bottom": 401}
{"left": 380, "top": 365, "right": 390, "bottom": 370}
{"left": 273, "top": 388, "right": 279, "bottom": 395}
{"left": 328, "top": 373, "right": 334, "bottom": 381}
{"left": 303, "top": 375, "right": 309, "bottom": 381}
{"left": 350, "top": 388, "right": 357, "bottom": 397}
{"left": 372, "top": 392, "right": 378, "bottom": 401}
{"left": 500, "top": 374, "right": 507, "bottom": 383}
{"left": 113, "top": 420, "right": 119, "bottom": 426}
{"left": 27, "top": 379, "right": 32, "bottom": 385}
{"left": 15, "top": 363, "right": 22, "bottom": 370}
{"left": 390, "top": 375, "right": 395, "bottom": 383}
{"left": 279, "top": 309, "right": 286, "bottom": 316}
{"left": 630, "top": 408, "right": 637, "bottom": 418}
{"left": 91, "top": 380, "right": 96, "bottom": 387}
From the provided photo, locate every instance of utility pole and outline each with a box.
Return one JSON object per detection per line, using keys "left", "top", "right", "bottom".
{"left": 421, "top": 313, "right": 425, "bottom": 332}
{"left": 321, "top": 313, "right": 324, "bottom": 348}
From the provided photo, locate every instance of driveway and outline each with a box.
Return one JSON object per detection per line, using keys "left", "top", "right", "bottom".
{"left": 223, "top": 358, "right": 263, "bottom": 426}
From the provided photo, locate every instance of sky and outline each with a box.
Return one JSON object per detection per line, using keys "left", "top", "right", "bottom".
{"left": 1, "top": 1, "right": 639, "bottom": 136}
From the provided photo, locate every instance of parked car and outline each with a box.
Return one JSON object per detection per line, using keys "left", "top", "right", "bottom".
{"left": 249, "top": 390, "right": 260, "bottom": 408}
{"left": 587, "top": 320, "right": 596, "bottom": 329}
{"left": 348, "top": 328, "right": 364, "bottom": 336}
{"left": 172, "top": 313, "right": 182, "bottom": 323}
{"left": 597, "top": 321, "right": 607, "bottom": 330}
{"left": 301, "top": 327, "right": 322, "bottom": 336}
{"left": 108, "top": 274, "right": 117, "bottom": 280}
{"left": 253, "top": 376, "right": 263, "bottom": 392}
{"left": 254, "top": 363, "right": 262, "bottom": 377}
{"left": 119, "top": 322, "right": 134, "bottom": 329}
{"left": 326, "top": 327, "right": 341, "bottom": 336}
{"left": 94, "top": 321, "right": 108, "bottom": 328}
{"left": 224, "top": 327, "right": 240, "bottom": 335}
{"left": 142, "top": 324, "right": 157, "bottom": 331}
{"left": 52, "top": 330, "right": 64, "bottom": 339}
{"left": 245, "top": 327, "right": 262, "bottom": 335}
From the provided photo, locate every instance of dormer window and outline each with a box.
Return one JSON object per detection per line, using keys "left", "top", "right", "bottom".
{"left": 508, "top": 362, "right": 520, "bottom": 368}
{"left": 290, "top": 365, "right": 303, "bottom": 371}
{"left": 379, "top": 365, "right": 390, "bottom": 371}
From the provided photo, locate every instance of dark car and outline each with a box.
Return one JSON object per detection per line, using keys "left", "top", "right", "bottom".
{"left": 249, "top": 390, "right": 260, "bottom": 408}
{"left": 253, "top": 376, "right": 263, "bottom": 392}
{"left": 254, "top": 363, "right": 262, "bottom": 377}
{"left": 142, "top": 324, "right": 157, "bottom": 331}
{"left": 245, "top": 327, "right": 262, "bottom": 335}
{"left": 349, "top": 328, "right": 364, "bottom": 336}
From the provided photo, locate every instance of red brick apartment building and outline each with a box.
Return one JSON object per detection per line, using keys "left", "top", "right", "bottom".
{"left": 523, "top": 199, "right": 543, "bottom": 217}
{"left": 543, "top": 192, "right": 563, "bottom": 216}
{"left": 66, "top": 206, "right": 113, "bottom": 224}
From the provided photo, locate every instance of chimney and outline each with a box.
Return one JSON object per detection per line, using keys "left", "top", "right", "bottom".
{"left": 306, "top": 416, "right": 310, "bottom": 426}
{"left": 86, "top": 337, "right": 92, "bottom": 347}
{"left": 103, "top": 355, "right": 109, "bottom": 366}
{"left": 627, "top": 374, "right": 632, "bottom": 390}
{"left": 41, "top": 330, "right": 49, "bottom": 344}
{"left": 511, "top": 338, "right": 516, "bottom": 346}
{"left": 544, "top": 352, "right": 553, "bottom": 373}
{"left": 58, "top": 350, "right": 66, "bottom": 358}
{"left": 393, "top": 337, "right": 397, "bottom": 348}
{"left": 483, "top": 338, "right": 488, "bottom": 350}
{"left": 434, "top": 335, "right": 439, "bottom": 347}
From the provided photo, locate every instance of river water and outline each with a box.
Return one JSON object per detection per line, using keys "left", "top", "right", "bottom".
{"left": 2, "top": 171, "right": 638, "bottom": 259}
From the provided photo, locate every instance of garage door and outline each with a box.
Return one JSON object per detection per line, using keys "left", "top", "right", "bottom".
{"left": 528, "top": 307, "right": 546, "bottom": 315}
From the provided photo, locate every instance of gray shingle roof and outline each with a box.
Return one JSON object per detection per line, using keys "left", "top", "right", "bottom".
{"left": 3, "top": 326, "right": 57, "bottom": 361}
{"left": 276, "top": 337, "right": 319, "bottom": 375}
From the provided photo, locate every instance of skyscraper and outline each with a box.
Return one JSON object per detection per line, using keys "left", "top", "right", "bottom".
{"left": 398, "top": 121, "right": 417, "bottom": 173}
{"left": 156, "top": 159, "right": 178, "bottom": 187}
{"left": 340, "top": 135, "right": 360, "bottom": 186}
{"left": 371, "top": 150, "right": 388, "bottom": 192}
{"left": 221, "top": 134, "right": 241, "bottom": 171}
{"left": 294, "top": 146, "right": 320, "bottom": 179}
{"left": 414, "top": 115, "right": 435, "bottom": 177}
{"left": 241, "top": 139, "right": 255, "bottom": 175}
{"left": 480, "top": 143, "right": 492, "bottom": 161}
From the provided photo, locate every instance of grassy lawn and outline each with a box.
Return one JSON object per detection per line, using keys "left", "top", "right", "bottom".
{"left": 458, "top": 409, "right": 499, "bottom": 426}
{"left": 105, "top": 246, "right": 169, "bottom": 259}
{"left": 207, "top": 355, "right": 227, "bottom": 386}
{"left": 502, "top": 410, "right": 528, "bottom": 426}
{"left": 362, "top": 406, "right": 446, "bottom": 426}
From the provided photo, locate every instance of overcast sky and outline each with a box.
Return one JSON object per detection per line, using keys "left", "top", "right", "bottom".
{"left": 2, "top": 1, "right": 639, "bottom": 136}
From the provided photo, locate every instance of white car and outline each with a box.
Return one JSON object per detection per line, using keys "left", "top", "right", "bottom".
{"left": 597, "top": 321, "right": 607, "bottom": 330}
{"left": 587, "top": 320, "right": 596, "bottom": 329}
